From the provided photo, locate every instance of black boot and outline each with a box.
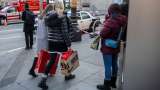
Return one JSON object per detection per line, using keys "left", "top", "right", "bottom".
{"left": 25, "top": 47, "right": 30, "bottom": 50}
{"left": 110, "top": 76, "right": 117, "bottom": 88}
{"left": 65, "top": 74, "right": 75, "bottom": 81}
{"left": 29, "top": 57, "right": 38, "bottom": 77}
{"left": 29, "top": 46, "right": 33, "bottom": 49}
{"left": 97, "top": 80, "right": 111, "bottom": 90}
{"left": 38, "top": 77, "right": 48, "bottom": 90}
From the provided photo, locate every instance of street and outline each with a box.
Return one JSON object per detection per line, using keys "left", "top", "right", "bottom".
{"left": 0, "top": 24, "right": 24, "bottom": 54}
{"left": 0, "top": 24, "right": 25, "bottom": 88}
{"left": 0, "top": 23, "right": 122, "bottom": 90}
{"left": 0, "top": 23, "right": 105, "bottom": 90}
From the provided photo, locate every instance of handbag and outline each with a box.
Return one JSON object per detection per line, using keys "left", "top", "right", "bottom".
{"left": 60, "top": 49, "right": 80, "bottom": 75}
{"left": 105, "top": 39, "right": 119, "bottom": 48}
{"left": 105, "top": 28, "right": 123, "bottom": 48}
{"left": 90, "top": 35, "right": 101, "bottom": 50}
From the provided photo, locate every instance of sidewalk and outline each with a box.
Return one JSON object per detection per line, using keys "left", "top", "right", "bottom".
{"left": 0, "top": 34, "right": 120, "bottom": 90}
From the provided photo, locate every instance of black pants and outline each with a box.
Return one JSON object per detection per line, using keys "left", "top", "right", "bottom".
{"left": 44, "top": 41, "right": 68, "bottom": 75}
{"left": 44, "top": 53, "right": 58, "bottom": 75}
{"left": 24, "top": 32, "right": 33, "bottom": 48}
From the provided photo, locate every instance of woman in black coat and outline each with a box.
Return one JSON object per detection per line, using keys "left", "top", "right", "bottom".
{"left": 38, "top": 2, "right": 75, "bottom": 90}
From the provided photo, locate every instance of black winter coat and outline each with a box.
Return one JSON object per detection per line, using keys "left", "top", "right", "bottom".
{"left": 22, "top": 10, "right": 35, "bottom": 33}
{"left": 45, "top": 12, "right": 72, "bottom": 48}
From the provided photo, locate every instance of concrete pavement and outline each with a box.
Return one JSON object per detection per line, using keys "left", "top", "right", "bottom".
{"left": 0, "top": 34, "right": 123, "bottom": 90}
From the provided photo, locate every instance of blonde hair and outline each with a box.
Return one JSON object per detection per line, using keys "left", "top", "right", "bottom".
{"left": 54, "top": 0, "right": 64, "bottom": 16}
{"left": 55, "top": 0, "right": 64, "bottom": 10}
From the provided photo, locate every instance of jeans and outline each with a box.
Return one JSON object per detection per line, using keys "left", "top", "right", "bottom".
{"left": 102, "top": 54, "right": 118, "bottom": 80}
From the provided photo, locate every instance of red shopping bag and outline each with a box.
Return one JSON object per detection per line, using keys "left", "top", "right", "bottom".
{"left": 35, "top": 49, "right": 50, "bottom": 73}
{"left": 61, "top": 50, "right": 73, "bottom": 61}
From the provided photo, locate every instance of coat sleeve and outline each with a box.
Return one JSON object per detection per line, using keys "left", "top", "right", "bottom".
{"left": 68, "top": 17, "right": 74, "bottom": 32}
{"left": 100, "top": 21, "right": 111, "bottom": 39}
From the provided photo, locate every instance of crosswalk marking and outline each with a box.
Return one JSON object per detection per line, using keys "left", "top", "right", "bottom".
{"left": 0, "top": 36, "right": 23, "bottom": 40}
{"left": 0, "top": 47, "right": 25, "bottom": 56}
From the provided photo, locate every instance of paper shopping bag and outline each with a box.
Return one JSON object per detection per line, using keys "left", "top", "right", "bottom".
{"left": 35, "top": 49, "right": 50, "bottom": 73}
{"left": 60, "top": 50, "right": 80, "bottom": 75}
{"left": 90, "top": 35, "right": 101, "bottom": 50}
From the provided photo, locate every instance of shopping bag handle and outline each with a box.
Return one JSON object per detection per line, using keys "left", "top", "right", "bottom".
{"left": 68, "top": 48, "right": 73, "bottom": 52}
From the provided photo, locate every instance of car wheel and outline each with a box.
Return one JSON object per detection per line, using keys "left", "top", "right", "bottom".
{"left": 88, "top": 21, "right": 94, "bottom": 32}
{"left": 93, "top": 20, "right": 101, "bottom": 32}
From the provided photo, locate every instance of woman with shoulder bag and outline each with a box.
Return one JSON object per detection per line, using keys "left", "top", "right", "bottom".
{"left": 97, "top": 3, "right": 127, "bottom": 90}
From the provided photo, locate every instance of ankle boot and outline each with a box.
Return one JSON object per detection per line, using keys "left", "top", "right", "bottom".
{"left": 38, "top": 77, "right": 48, "bottom": 90}
{"left": 97, "top": 80, "right": 111, "bottom": 90}
{"left": 29, "top": 57, "right": 38, "bottom": 77}
{"left": 110, "top": 76, "right": 117, "bottom": 88}
{"left": 65, "top": 74, "right": 75, "bottom": 81}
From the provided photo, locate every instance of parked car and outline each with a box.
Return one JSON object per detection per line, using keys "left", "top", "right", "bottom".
{"left": 67, "top": 11, "right": 101, "bottom": 32}
{"left": 34, "top": 11, "right": 102, "bottom": 33}
{"left": 0, "top": 0, "right": 47, "bottom": 25}
{"left": 0, "top": 6, "right": 21, "bottom": 24}
{"left": 89, "top": 10, "right": 105, "bottom": 16}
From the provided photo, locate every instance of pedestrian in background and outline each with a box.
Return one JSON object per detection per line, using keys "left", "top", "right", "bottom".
{"left": 97, "top": 3, "right": 127, "bottom": 90}
{"left": 0, "top": 14, "right": 7, "bottom": 26}
{"left": 22, "top": 3, "right": 35, "bottom": 50}
{"left": 28, "top": 4, "right": 53, "bottom": 78}
{"left": 38, "top": 1, "right": 75, "bottom": 90}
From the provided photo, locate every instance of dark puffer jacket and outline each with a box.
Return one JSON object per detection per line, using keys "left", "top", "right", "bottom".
{"left": 45, "top": 12, "right": 71, "bottom": 47}
{"left": 100, "top": 15, "right": 127, "bottom": 54}
{"left": 45, "top": 13, "right": 71, "bottom": 47}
